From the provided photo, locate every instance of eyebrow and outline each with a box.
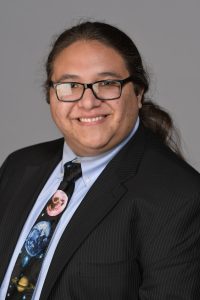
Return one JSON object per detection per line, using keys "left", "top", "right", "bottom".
{"left": 96, "top": 71, "right": 123, "bottom": 78}
{"left": 56, "top": 74, "right": 79, "bottom": 82}
{"left": 55, "top": 71, "right": 124, "bottom": 82}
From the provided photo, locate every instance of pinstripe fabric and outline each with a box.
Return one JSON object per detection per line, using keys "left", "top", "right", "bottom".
{"left": 0, "top": 125, "right": 200, "bottom": 299}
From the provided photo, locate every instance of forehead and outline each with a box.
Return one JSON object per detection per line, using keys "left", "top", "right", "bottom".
{"left": 52, "top": 40, "right": 129, "bottom": 80}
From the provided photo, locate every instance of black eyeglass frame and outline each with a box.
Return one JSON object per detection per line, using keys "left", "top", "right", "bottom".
{"left": 50, "top": 76, "right": 134, "bottom": 102}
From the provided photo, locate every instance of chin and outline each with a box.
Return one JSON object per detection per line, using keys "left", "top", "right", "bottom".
{"left": 72, "top": 142, "right": 109, "bottom": 156}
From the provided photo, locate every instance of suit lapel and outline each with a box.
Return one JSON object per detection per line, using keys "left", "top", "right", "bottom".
{"left": 41, "top": 125, "right": 147, "bottom": 299}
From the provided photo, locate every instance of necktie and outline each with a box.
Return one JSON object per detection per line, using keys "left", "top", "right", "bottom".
{"left": 6, "top": 160, "right": 82, "bottom": 300}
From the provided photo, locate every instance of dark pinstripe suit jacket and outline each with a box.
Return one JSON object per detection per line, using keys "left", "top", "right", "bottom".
{"left": 0, "top": 125, "right": 200, "bottom": 299}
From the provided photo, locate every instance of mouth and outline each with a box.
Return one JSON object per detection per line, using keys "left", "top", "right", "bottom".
{"left": 77, "top": 115, "right": 108, "bottom": 123}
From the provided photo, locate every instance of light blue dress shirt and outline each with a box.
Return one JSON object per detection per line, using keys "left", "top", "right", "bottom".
{"left": 0, "top": 118, "right": 139, "bottom": 300}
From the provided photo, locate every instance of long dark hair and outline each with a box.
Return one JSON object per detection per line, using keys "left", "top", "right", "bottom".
{"left": 44, "top": 21, "right": 183, "bottom": 157}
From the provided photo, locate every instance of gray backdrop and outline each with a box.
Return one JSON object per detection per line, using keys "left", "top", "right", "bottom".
{"left": 0, "top": 0, "right": 199, "bottom": 171}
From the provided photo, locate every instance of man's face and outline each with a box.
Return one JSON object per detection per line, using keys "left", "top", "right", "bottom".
{"left": 50, "top": 40, "right": 143, "bottom": 156}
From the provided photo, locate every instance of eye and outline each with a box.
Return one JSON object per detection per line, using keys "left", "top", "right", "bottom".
{"left": 100, "top": 80, "right": 119, "bottom": 87}
{"left": 68, "top": 82, "right": 80, "bottom": 89}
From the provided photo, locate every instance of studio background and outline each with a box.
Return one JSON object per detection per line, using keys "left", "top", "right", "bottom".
{"left": 0, "top": 0, "right": 199, "bottom": 171}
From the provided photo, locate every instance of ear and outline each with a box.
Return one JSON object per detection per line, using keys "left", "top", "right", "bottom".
{"left": 137, "top": 90, "right": 144, "bottom": 109}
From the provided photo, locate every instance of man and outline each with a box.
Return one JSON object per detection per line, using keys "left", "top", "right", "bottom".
{"left": 0, "top": 21, "right": 200, "bottom": 299}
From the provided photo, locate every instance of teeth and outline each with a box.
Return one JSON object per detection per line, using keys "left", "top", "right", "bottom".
{"left": 79, "top": 116, "right": 104, "bottom": 123}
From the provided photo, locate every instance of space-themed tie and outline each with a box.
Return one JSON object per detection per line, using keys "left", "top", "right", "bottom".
{"left": 6, "top": 160, "right": 82, "bottom": 300}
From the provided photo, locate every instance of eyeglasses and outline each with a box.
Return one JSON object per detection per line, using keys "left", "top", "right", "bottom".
{"left": 50, "top": 76, "right": 133, "bottom": 102}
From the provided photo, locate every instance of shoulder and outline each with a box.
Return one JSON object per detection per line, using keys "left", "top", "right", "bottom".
{"left": 139, "top": 127, "right": 200, "bottom": 194}
{"left": 2, "top": 138, "right": 64, "bottom": 167}
{"left": 114, "top": 124, "right": 199, "bottom": 192}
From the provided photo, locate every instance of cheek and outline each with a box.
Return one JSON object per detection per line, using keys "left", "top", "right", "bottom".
{"left": 50, "top": 100, "right": 70, "bottom": 122}
{"left": 50, "top": 91, "right": 64, "bottom": 116}
{"left": 120, "top": 100, "right": 140, "bottom": 131}
{"left": 114, "top": 97, "right": 139, "bottom": 122}
{"left": 50, "top": 103, "right": 60, "bottom": 122}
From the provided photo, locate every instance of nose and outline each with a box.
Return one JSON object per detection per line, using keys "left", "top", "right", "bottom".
{"left": 77, "top": 87, "right": 101, "bottom": 110}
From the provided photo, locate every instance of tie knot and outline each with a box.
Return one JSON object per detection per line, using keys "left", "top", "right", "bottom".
{"left": 63, "top": 160, "right": 82, "bottom": 183}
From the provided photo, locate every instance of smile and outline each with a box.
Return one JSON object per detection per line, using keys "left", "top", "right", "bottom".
{"left": 78, "top": 116, "right": 106, "bottom": 123}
